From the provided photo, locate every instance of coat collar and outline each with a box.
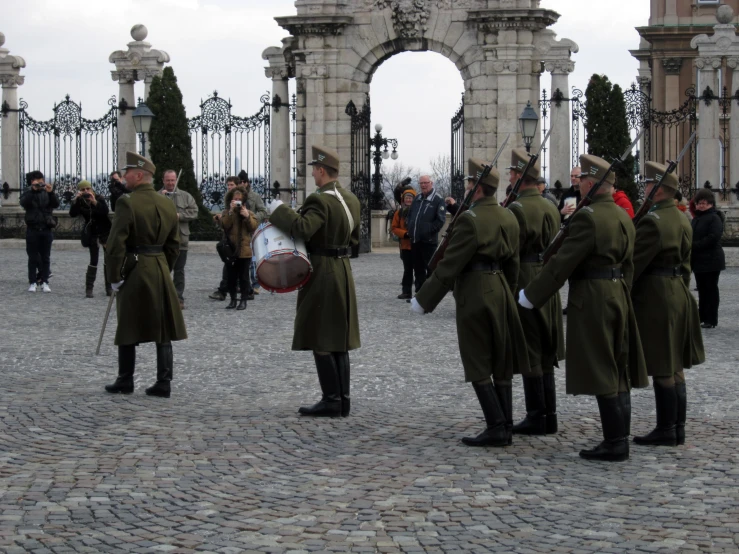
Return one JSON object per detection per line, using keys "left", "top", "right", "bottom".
{"left": 590, "top": 193, "right": 614, "bottom": 204}
{"left": 470, "top": 195, "right": 498, "bottom": 209}
{"left": 133, "top": 183, "right": 155, "bottom": 193}
{"left": 517, "top": 188, "right": 540, "bottom": 198}
{"left": 319, "top": 181, "right": 342, "bottom": 192}
{"left": 650, "top": 198, "right": 675, "bottom": 212}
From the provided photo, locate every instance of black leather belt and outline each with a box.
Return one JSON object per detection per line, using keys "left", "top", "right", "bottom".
{"left": 462, "top": 261, "right": 501, "bottom": 274}
{"left": 126, "top": 244, "right": 163, "bottom": 254}
{"left": 309, "top": 247, "right": 351, "bottom": 258}
{"left": 571, "top": 266, "right": 623, "bottom": 280}
{"left": 521, "top": 253, "right": 543, "bottom": 263}
{"left": 643, "top": 266, "right": 684, "bottom": 277}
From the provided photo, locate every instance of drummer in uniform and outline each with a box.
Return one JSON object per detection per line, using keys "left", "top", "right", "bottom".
{"left": 268, "top": 145, "right": 361, "bottom": 417}
{"left": 519, "top": 154, "right": 648, "bottom": 462}
{"left": 631, "top": 162, "right": 704, "bottom": 447}
{"left": 505, "top": 148, "right": 565, "bottom": 436}
{"left": 411, "top": 159, "right": 529, "bottom": 447}
{"left": 104, "top": 152, "right": 187, "bottom": 398}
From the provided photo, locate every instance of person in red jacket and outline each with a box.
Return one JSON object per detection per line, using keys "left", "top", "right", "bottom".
{"left": 613, "top": 187, "right": 635, "bottom": 219}
{"left": 391, "top": 188, "right": 416, "bottom": 299}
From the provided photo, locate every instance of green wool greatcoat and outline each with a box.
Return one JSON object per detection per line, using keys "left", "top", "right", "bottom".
{"left": 632, "top": 198, "right": 705, "bottom": 377}
{"left": 415, "top": 195, "right": 530, "bottom": 383}
{"left": 269, "top": 181, "right": 361, "bottom": 352}
{"left": 105, "top": 183, "right": 187, "bottom": 346}
{"left": 524, "top": 193, "right": 648, "bottom": 396}
{"left": 508, "top": 188, "right": 565, "bottom": 372}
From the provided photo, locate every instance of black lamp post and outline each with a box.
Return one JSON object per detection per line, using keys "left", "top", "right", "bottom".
{"left": 519, "top": 100, "right": 539, "bottom": 153}
{"left": 132, "top": 98, "right": 155, "bottom": 156}
{"left": 370, "top": 123, "right": 398, "bottom": 210}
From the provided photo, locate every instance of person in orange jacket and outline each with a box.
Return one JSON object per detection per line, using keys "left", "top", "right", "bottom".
{"left": 392, "top": 188, "right": 416, "bottom": 299}
{"left": 613, "top": 186, "right": 635, "bottom": 219}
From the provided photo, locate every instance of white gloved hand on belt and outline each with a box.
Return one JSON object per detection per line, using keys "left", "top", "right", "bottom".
{"left": 111, "top": 281, "right": 124, "bottom": 292}
{"left": 518, "top": 289, "right": 534, "bottom": 309}
{"left": 410, "top": 297, "right": 426, "bottom": 315}
{"left": 267, "top": 199, "right": 284, "bottom": 213}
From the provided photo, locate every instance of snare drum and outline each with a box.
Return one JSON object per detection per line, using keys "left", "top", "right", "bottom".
{"left": 252, "top": 222, "right": 312, "bottom": 293}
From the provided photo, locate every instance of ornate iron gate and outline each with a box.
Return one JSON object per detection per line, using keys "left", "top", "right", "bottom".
{"left": 450, "top": 96, "right": 465, "bottom": 202}
{"left": 345, "top": 97, "right": 371, "bottom": 255}
{"left": 18, "top": 95, "right": 118, "bottom": 209}
{"left": 188, "top": 91, "right": 270, "bottom": 210}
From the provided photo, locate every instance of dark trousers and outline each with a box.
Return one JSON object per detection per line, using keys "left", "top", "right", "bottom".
{"left": 218, "top": 263, "right": 228, "bottom": 294}
{"left": 400, "top": 249, "right": 413, "bottom": 295}
{"left": 695, "top": 271, "right": 721, "bottom": 326}
{"left": 26, "top": 228, "right": 53, "bottom": 284}
{"left": 227, "top": 257, "right": 251, "bottom": 298}
{"left": 173, "top": 250, "right": 188, "bottom": 300}
{"left": 411, "top": 242, "right": 436, "bottom": 293}
{"left": 88, "top": 236, "right": 106, "bottom": 267}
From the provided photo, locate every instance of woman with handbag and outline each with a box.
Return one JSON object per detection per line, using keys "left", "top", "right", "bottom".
{"left": 69, "top": 180, "right": 112, "bottom": 298}
{"left": 220, "top": 186, "right": 258, "bottom": 310}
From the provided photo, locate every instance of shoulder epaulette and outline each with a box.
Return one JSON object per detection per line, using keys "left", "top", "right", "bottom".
{"left": 648, "top": 212, "right": 660, "bottom": 220}
{"left": 465, "top": 210, "right": 477, "bottom": 218}
{"left": 511, "top": 201, "right": 523, "bottom": 208}
{"left": 582, "top": 206, "right": 594, "bottom": 213}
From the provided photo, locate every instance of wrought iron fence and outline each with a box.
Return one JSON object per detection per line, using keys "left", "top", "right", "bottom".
{"left": 290, "top": 93, "right": 297, "bottom": 206}
{"left": 450, "top": 96, "right": 465, "bottom": 203}
{"left": 345, "top": 97, "right": 372, "bottom": 255}
{"left": 18, "top": 95, "right": 118, "bottom": 209}
{"left": 188, "top": 91, "right": 270, "bottom": 210}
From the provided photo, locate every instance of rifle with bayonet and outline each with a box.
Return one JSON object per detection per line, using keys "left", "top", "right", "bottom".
{"left": 427, "top": 134, "right": 510, "bottom": 273}
{"left": 542, "top": 128, "right": 645, "bottom": 264}
{"left": 502, "top": 128, "right": 552, "bottom": 208}
{"left": 632, "top": 131, "right": 696, "bottom": 226}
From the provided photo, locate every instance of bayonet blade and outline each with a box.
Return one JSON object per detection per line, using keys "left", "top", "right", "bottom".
{"left": 534, "top": 127, "right": 553, "bottom": 158}
{"left": 621, "top": 128, "right": 645, "bottom": 161}
{"left": 674, "top": 131, "right": 697, "bottom": 165}
{"left": 488, "top": 133, "right": 511, "bottom": 168}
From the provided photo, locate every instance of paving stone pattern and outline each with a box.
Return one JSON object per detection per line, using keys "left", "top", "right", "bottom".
{"left": 1, "top": 249, "right": 738, "bottom": 553}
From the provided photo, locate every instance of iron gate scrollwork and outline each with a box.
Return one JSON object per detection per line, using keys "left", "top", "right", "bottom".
{"left": 188, "top": 91, "right": 270, "bottom": 210}
{"left": 450, "top": 96, "right": 465, "bottom": 203}
{"left": 345, "top": 97, "right": 371, "bottom": 255}
{"left": 19, "top": 95, "right": 118, "bottom": 210}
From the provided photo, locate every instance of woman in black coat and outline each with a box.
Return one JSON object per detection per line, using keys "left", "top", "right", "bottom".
{"left": 691, "top": 189, "right": 725, "bottom": 328}
{"left": 69, "top": 180, "right": 112, "bottom": 298}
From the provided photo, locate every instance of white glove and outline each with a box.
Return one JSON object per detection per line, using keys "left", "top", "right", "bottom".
{"left": 267, "top": 199, "right": 284, "bottom": 213}
{"left": 111, "top": 281, "right": 124, "bottom": 292}
{"left": 518, "top": 289, "right": 534, "bottom": 309}
{"left": 410, "top": 297, "right": 425, "bottom": 315}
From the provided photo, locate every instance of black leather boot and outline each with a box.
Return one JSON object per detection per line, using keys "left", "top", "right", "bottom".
{"left": 146, "top": 342, "right": 172, "bottom": 398}
{"left": 85, "top": 265, "right": 97, "bottom": 298}
{"left": 676, "top": 382, "right": 687, "bottom": 445}
{"left": 543, "top": 372, "right": 558, "bottom": 434}
{"left": 298, "top": 353, "right": 342, "bottom": 416}
{"left": 497, "top": 383, "right": 513, "bottom": 445}
{"left": 225, "top": 292, "right": 238, "bottom": 309}
{"left": 462, "top": 381, "right": 509, "bottom": 447}
{"left": 334, "top": 352, "right": 351, "bottom": 417}
{"left": 104, "top": 264, "right": 112, "bottom": 296}
{"left": 105, "top": 345, "right": 135, "bottom": 394}
{"left": 512, "top": 376, "right": 547, "bottom": 435}
{"left": 579, "top": 395, "right": 629, "bottom": 462}
{"left": 237, "top": 293, "right": 247, "bottom": 311}
{"left": 634, "top": 383, "right": 677, "bottom": 446}
{"left": 619, "top": 390, "right": 631, "bottom": 437}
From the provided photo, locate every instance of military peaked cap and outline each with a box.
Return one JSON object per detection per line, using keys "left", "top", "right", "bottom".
{"left": 466, "top": 158, "right": 500, "bottom": 189}
{"left": 308, "top": 145, "right": 340, "bottom": 172}
{"left": 507, "top": 147, "right": 541, "bottom": 180}
{"left": 579, "top": 154, "right": 615, "bottom": 186}
{"left": 644, "top": 161, "right": 679, "bottom": 191}
{"left": 123, "top": 151, "right": 156, "bottom": 175}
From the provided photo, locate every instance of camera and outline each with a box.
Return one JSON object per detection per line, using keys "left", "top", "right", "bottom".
{"left": 234, "top": 200, "right": 242, "bottom": 208}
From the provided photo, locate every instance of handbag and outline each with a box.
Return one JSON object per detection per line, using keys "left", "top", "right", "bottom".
{"left": 80, "top": 220, "right": 93, "bottom": 248}
{"left": 45, "top": 214, "right": 58, "bottom": 229}
{"left": 216, "top": 233, "right": 238, "bottom": 263}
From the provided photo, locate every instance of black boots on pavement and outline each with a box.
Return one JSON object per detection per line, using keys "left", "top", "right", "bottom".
{"left": 462, "top": 381, "right": 510, "bottom": 447}
{"left": 512, "top": 376, "right": 547, "bottom": 435}
{"left": 105, "top": 343, "right": 172, "bottom": 398}
{"left": 85, "top": 265, "right": 97, "bottom": 298}
{"left": 299, "top": 352, "right": 351, "bottom": 417}
{"left": 145, "top": 343, "right": 173, "bottom": 398}
{"left": 579, "top": 394, "right": 630, "bottom": 462}
{"left": 633, "top": 382, "right": 678, "bottom": 446}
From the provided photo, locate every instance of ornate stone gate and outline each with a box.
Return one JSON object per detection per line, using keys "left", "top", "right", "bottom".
{"left": 263, "top": 0, "right": 578, "bottom": 220}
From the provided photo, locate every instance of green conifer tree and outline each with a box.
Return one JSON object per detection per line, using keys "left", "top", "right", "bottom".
{"left": 146, "top": 67, "right": 214, "bottom": 235}
{"left": 585, "top": 74, "right": 638, "bottom": 204}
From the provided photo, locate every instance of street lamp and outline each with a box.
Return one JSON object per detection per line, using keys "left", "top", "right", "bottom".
{"left": 371, "top": 123, "right": 399, "bottom": 210}
{"left": 132, "top": 98, "right": 155, "bottom": 156}
{"left": 519, "top": 100, "right": 539, "bottom": 153}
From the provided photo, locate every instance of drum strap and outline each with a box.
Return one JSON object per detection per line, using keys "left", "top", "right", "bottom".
{"left": 324, "top": 186, "right": 354, "bottom": 243}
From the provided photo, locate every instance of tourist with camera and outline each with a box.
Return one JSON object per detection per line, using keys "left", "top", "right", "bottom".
{"left": 108, "top": 171, "right": 127, "bottom": 212}
{"left": 160, "top": 169, "right": 198, "bottom": 310}
{"left": 20, "top": 170, "right": 59, "bottom": 293}
{"left": 220, "top": 186, "right": 258, "bottom": 310}
{"left": 69, "top": 180, "right": 112, "bottom": 298}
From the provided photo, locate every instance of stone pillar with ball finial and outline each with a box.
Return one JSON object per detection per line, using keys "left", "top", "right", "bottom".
{"left": 109, "top": 24, "right": 170, "bottom": 165}
{"left": 0, "top": 32, "right": 26, "bottom": 207}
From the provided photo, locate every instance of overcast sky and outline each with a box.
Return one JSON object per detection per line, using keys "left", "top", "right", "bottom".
{"left": 3, "top": 0, "right": 650, "bottom": 175}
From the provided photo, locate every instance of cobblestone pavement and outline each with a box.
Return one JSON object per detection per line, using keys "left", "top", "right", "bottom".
{"left": 1, "top": 248, "right": 738, "bottom": 553}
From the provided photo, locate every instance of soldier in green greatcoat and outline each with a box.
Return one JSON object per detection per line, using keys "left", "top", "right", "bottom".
{"left": 505, "top": 148, "right": 565, "bottom": 436}
{"left": 412, "top": 159, "right": 529, "bottom": 447}
{"left": 520, "top": 154, "right": 648, "bottom": 462}
{"left": 269, "top": 145, "right": 361, "bottom": 418}
{"left": 104, "top": 152, "right": 187, "bottom": 398}
{"left": 631, "top": 162, "right": 705, "bottom": 447}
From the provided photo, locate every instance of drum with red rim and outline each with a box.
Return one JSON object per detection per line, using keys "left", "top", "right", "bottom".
{"left": 252, "top": 222, "right": 312, "bottom": 293}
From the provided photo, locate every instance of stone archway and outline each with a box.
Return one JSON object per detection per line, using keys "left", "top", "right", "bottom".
{"left": 263, "top": 0, "right": 577, "bottom": 205}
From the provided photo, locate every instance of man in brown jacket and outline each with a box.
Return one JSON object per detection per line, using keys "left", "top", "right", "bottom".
{"left": 269, "top": 145, "right": 361, "bottom": 417}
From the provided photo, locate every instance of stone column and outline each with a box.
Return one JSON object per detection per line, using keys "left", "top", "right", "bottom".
{"left": 263, "top": 46, "right": 293, "bottom": 204}
{"left": 0, "top": 32, "right": 26, "bottom": 207}
{"left": 662, "top": 58, "right": 683, "bottom": 113}
{"left": 493, "top": 60, "right": 519, "bottom": 201}
{"left": 727, "top": 57, "right": 739, "bottom": 204}
{"left": 695, "top": 57, "right": 721, "bottom": 190}
{"left": 546, "top": 61, "right": 573, "bottom": 190}
{"left": 109, "top": 24, "right": 170, "bottom": 167}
